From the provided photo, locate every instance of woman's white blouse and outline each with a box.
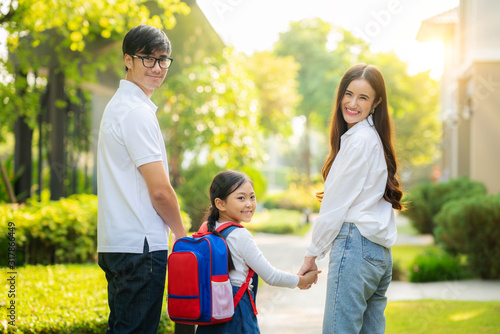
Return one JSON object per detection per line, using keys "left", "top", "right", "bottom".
{"left": 306, "top": 118, "right": 397, "bottom": 260}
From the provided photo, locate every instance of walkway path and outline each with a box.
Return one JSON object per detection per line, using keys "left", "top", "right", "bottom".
{"left": 253, "top": 214, "right": 500, "bottom": 334}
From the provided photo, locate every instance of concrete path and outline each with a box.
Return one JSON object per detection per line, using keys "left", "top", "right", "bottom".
{"left": 253, "top": 214, "right": 500, "bottom": 334}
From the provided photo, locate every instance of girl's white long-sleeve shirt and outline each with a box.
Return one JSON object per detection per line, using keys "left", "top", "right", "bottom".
{"left": 306, "top": 118, "right": 397, "bottom": 260}
{"left": 215, "top": 221, "right": 299, "bottom": 289}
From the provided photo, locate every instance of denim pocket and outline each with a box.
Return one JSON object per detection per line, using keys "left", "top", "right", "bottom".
{"left": 362, "top": 237, "right": 385, "bottom": 266}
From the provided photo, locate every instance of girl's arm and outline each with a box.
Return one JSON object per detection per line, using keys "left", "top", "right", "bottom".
{"left": 298, "top": 269, "right": 321, "bottom": 289}
{"left": 229, "top": 228, "right": 308, "bottom": 288}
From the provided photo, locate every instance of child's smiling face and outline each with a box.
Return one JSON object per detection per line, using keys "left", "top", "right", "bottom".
{"left": 216, "top": 181, "right": 256, "bottom": 224}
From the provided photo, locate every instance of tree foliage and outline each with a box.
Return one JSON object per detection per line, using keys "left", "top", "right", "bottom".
{"left": 0, "top": 0, "right": 190, "bottom": 200}
{"left": 1, "top": 0, "right": 190, "bottom": 123}
{"left": 273, "top": 18, "right": 441, "bottom": 177}
{"left": 156, "top": 48, "right": 263, "bottom": 185}
{"left": 274, "top": 18, "right": 336, "bottom": 120}
{"left": 243, "top": 50, "right": 301, "bottom": 136}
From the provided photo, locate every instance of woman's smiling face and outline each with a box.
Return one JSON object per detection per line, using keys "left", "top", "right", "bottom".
{"left": 341, "top": 78, "right": 381, "bottom": 129}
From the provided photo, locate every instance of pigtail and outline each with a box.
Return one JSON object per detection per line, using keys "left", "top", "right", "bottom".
{"left": 203, "top": 204, "right": 235, "bottom": 271}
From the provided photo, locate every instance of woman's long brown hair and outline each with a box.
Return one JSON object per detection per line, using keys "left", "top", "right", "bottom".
{"left": 317, "top": 64, "right": 404, "bottom": 210}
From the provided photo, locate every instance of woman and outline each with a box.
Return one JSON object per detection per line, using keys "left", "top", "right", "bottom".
{"left": 298, "top": 64, "right": 404, "bottom": 333}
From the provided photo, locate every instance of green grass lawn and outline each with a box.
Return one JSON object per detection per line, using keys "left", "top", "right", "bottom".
{"left": 386, "top": 300, "right": 500, "bottom": 334}
{"left": 1, "top": 264, "right": 174, "bottom": 334}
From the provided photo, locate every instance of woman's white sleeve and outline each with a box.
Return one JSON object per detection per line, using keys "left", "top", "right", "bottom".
{"left": 306, "top": 143, "right": 370, "bottom": 259}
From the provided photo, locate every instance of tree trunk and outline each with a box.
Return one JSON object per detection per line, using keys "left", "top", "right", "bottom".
{"left": 14, "top": 115, "right": 33, "bottom": 202}
{"left": 48, "top": 67, "right": 67, "bottom": 200}
{"left": 304, "top": 118, "right": 311, "bottom": 183}
{"left": 37, "top": 112, "right": 43, "bottom": 200}
{"left": 300, "top": 118, "right": 312, "bottom": 184}
{"left": 0, "top": 157, "right": 16, "bottom": 203}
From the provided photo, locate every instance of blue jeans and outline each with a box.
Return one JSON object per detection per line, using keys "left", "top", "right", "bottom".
{"left": 98, "top": 239, "right": 168, "bottom": 334}
{"left": 323, "top": 223, "right": 393, "bottom": 334}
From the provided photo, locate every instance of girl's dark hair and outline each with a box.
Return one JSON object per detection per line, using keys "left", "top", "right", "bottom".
{"left": 203, "top": 170, "right": 253, "bottom": 270}
{"left": 317, "top": 64, "right": 404, "bottom": 210}
{"left": 122, "top": 24, "right": 171, "bottom": 71}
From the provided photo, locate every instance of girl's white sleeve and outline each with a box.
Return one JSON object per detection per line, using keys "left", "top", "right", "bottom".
{"left": 228, "top": 228, "right": 299, "bottom": 288}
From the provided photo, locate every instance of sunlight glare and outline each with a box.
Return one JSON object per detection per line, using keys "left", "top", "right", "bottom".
{"left": 403, "top": 40, "right": 446, "bottom": 79}
{"left": 449, "top": 309, "right": 485, "bottom": 321}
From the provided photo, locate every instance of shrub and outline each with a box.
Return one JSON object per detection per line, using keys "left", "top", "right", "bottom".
{"left": 263, "top": 184, "right": 321, "bottom": 213}
{"left": 435, "top": 194, "right": 500, "bottom": 279}
{"left": 409, "top": 249, "right": 470, "bottom": 283}
{"left": 0, "top": 194, "right": 99, "bottom": 266}
{"left": 247, "top": 209, "right": 303, "bottom": 234}
{"left": 391, "top": 260, "right": 404, "bottom": 281}
{"left": 401, "top": 177, "right": 487, "bottom": 234}
{"left": 392, "top": 245, "right": 439, "bottom": 282}
{"left": 0, "top": 194, "right": 191, "bottom": 266}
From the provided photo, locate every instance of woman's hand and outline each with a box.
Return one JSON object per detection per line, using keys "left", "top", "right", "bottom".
{"left": 297, "top": 256, "right": 319, "bottom": 289}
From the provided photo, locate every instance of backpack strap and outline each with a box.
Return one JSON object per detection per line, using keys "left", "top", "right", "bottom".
{"left": 216, "top": 222, "right": 245, "bottom": 232}
{"left": 194, "top": 221, "right": 243, "bottom": 237}
{"left": 217, "top": 222, "right": 258, "bottom": 315}
{"left": 233, "top": 269, "right": 258, "bottom": 315}
{"left": 198, "top": 221, "right": 209, "bottom": 233}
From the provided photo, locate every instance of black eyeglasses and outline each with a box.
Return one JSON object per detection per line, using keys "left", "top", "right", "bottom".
{"left": 131, "top": 54, "right": 173, "bottom": 69}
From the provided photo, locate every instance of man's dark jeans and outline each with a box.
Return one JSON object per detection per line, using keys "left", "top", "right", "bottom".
{"left": 98, "top": 239, "right": 168, "bottom": 334}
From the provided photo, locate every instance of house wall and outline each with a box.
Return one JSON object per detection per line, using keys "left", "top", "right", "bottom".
{"left": 456, "top": 0, "right": 500, "bottom": 193}
{"left": 440, "top": 37, "right": 459, "bottom": 181}
{"left": 469, "top": 62, "right": 500, "bottom": 193}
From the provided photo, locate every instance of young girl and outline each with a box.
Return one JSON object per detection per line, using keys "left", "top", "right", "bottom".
{"left": 298, "top": 64, "right": 404, "bottom": 333}
{"left": 196, "top": 170, "right": 320, "bottom": 334}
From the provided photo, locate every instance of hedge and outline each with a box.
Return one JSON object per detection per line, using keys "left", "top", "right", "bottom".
{"left": 247, "top": 209, "right": 303, "bottom": 234}
{"left": 409, "top": 249, "right": 470, "bottom": 283}
{"left": 401, "top": 177, "right": 487, "bottom": 234}
{"left": 263, "top": 184, "right": 321, "bottom": 213}
{"left": 0, "top": 194, "right": 191, "bottom": 266}
{"left": 0, "top": 195, "right": 99, "bottom": 266}
{"left": 434, "top": 194, "right": 500, "bottom": 279}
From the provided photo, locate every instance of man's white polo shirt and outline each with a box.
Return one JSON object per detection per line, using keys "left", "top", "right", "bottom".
{"left": 97, "top": 80, "right": 170, "bottom": 253}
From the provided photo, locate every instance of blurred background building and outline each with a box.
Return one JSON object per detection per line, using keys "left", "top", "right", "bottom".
{"left": 417, "top": 0, "right": 500, "bottom": 193}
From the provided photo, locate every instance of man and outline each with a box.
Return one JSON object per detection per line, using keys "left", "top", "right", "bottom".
{"left": 97, "top": 24, "right": 187, "bottom": 334}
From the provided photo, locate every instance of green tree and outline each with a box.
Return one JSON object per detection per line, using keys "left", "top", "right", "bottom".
{"left": 0, "top": 0, "right": 190, "bottom": 201}
{"left": 156, "top": 48, "right": 264, "bottom": 187}
{"left": 273, "top": 18, "right": 440, "bottom": 182}
{"left": 362, "top": 51, "right": 441, "bottom": 170}
{"left": 274, "top": 18, "right": 334, "bottom": 180}
{"left": 243, "top": 50, "right": 301, "bottom": 136}
{"left": 274, "top": 19, "right": 370, "bottom": 180}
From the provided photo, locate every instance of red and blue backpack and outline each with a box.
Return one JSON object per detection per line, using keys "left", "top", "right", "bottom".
{"left": 167, "top": 222, "right": 258, "bottom": 325}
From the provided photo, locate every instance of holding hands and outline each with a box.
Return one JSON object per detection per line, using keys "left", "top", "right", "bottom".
{"left": 297, "top": 256, "right": 320, "bottom": 290}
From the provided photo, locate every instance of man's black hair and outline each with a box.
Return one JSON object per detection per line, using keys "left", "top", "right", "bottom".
{"left": 122, "top": 25, "right": 171, "bottom": 71}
